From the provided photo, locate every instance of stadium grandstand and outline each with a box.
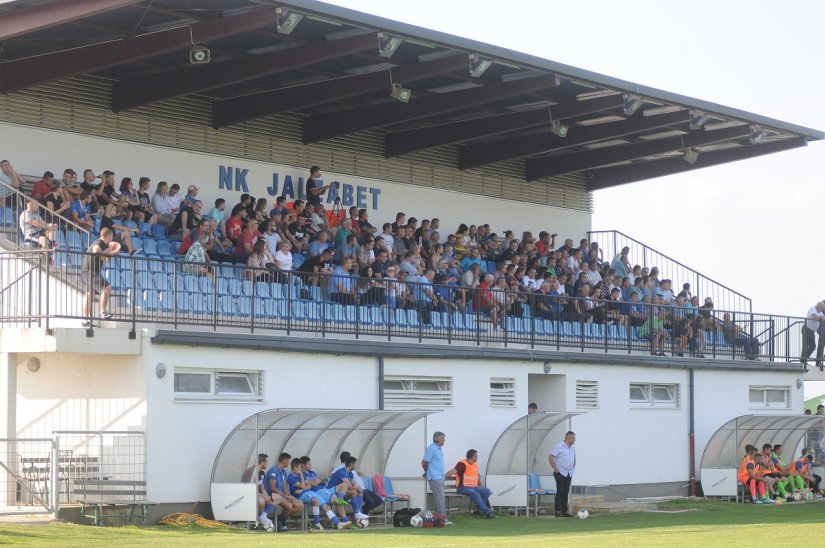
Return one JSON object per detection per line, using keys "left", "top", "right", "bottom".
{"left": 1, "top": 0, "right": 824, "bottom": 527}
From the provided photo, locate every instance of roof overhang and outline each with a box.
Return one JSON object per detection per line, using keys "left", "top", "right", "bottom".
{"left": 0, "top": 0, "right": 820, "bottom": 190}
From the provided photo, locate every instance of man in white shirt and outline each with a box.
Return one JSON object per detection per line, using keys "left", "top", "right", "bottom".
{"left": 261, "top": 220, "right": 282, "bottom": 254}
{"left": 801, "top": 302, "right": 825, "bottom": 366}
{"left": 548, "top": 431, "right": 576, "bottom": 518}
{"left": 19, "top": 200, "right": 56, "bottom": 249}
{"left": 380, "top": 223, "right": 394, "bottom": 256}
{"left": 522, "top": 267, "right": 540, "bottom": 291}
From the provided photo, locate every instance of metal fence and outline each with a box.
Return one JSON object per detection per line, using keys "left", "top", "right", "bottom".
{"left": 589, "top": 229, "right": 752, "bottom": 315}
{"left": 0, "top": 431, "right": 145, "bottom": 514}
{"left": 0, "top": 248, "right": 811, "bottom": 363}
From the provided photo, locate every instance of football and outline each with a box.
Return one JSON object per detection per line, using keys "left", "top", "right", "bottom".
{"left": 357, "top": 517, "right": 370, "bottom": 528}
{"left": 577, "top": 509, "right": 589, "bottom": 519}
{"left": 410, "top": 515, "right": 423, "bottom": 527}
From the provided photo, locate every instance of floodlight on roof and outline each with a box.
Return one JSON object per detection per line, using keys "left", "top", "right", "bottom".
{"left": 276, "top": 7, "right": 303, "bottom": 35}
{"left": 689, "top": 110, "right": 711, "bottom": 130}
{"left": 378, "top": 32, "right": 403, "bottom": 58}
{"left": 683, "top": 148, "right": 700, "bottom": 164}
{"left": 468, "top": 53, "right": 494, "bottom": 78}
{"left": 189, "top": 43, "right": 210, "bottom": 64}
{"left": 623, "top": 94, "right": 644, "bottom": 116}
{"left": 390, "top": 82, "right": 412, "bottom": 103}
{"left": 550, "top": 119, "right": 569, "bottom": 138}
{"left": 750, "top": 125, "right": 767, "bottom": 144}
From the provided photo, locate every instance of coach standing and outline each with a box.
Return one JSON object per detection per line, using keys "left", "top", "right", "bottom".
{"left": 548, "top": 431, "right": 576, "bottom": 518}
{"left": 422, "top": 431, "right": 452, "bottom": 523}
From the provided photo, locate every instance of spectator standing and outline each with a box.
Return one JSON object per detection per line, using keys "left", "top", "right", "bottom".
{"left": 801, "top": 302, "right": 825, "bottom": 366}
{"left": 422, "top": 431, "right": 452, "bottom": 524}
{"left": 305, "top": 166, "right": 333, "bottom": 208}
{"left": 548, "top": 431, "right": 576, "bottom": 518}
{"left": 81, "top": 227, "right": 119, "bottom": 326}
{"left": 0, "top": 159, "right": 24, "bottom": 206}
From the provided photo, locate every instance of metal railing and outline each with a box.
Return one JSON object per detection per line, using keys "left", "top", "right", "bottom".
{"left": 0, "top": 248, "right": 810, "bottom": 364}
{"left": 0, "top": 431, "right": 145, "bottom": 515}
{"left": 588, "top": 229, "right": 752, "bottom": 314}
{"left": 0, "top": 178, "right": 91, "bottom": 250}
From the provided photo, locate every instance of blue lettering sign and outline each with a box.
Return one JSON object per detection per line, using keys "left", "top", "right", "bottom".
{"left": 297, "top": 177, "right": 306, "bottom": 200}
{"left": 370, "top": 187, "right": 381, "bottom": 210}
{"left": 267, "top": 173, "right": 279, "bottom": 196}
{"left": 219, "top": 165, "right": 233, "bottom": 191}
{"left": 342, "top": 184, "right": 354, "bottom": 207}
{"left": 356, "top": 186, "right": 367, "bottom": 209}
{"left": 282, "top": 175, "right": 295, "bottom": 199}
{"left": 234, "top": 168, "right": 249, "bottom": 192}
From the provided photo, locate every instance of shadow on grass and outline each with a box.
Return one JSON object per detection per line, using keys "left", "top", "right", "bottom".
{"left": 361, "top": 499, "right": 825, "bottom": 538}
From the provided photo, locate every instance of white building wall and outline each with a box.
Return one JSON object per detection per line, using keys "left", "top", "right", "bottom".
{"left": 15, "top": 353, "right": 145, "bottom": 438}
{"left": 9, "top": 336, "right": 805, "bottom": 504}
{"left": 693, "top": 369, "right": 804, "bottom": 475}
{"left": 0, "top": 122, "right": 592, "bottom": 240}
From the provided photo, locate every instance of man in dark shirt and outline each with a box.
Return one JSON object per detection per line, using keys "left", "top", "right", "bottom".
{"left": 169, "top": 200, "right": 202, "bottom": 240}
{"left": 298, "top": 247, "right": 334, "bottom": 287}
{"left": 81, "top": 227, "right": 119, "bottom": 326}
{"left": 288, "top": 216, "right": 310, "bottom": 252}
{"left": 135, "top": 176, "right": 156, "bottom": 224}
{"left": 99, "top": 204, "right": 141, "bottom": 255}
{"left": 305, "top": 166, "right": 333, "bottom": 208}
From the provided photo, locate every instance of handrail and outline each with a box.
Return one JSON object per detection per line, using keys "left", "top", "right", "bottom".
{"left": 0, "top": 262, "right": 38, "bottom": 297}
{"left": 588, "top": 229, "right": 752, "bottom": 314}
{"left": 0, "top": 248, "right": 809, "bottom": 364}
{"left": 0, "top": 177, "right": 92, "bottom": 246}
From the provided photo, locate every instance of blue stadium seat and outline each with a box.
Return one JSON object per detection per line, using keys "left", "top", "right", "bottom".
{"left": 153, "top": 272, "right": 170, "bottom": 291}
{"left": 176, "top": 293, "right": 192, "bottom": 314}
{"left": 126, "top": 287, "right": 144, "bottom": 309}
{"left": 270, "top": 283, "right": 284, "bottom": 299}
{"left": 157, "top": 240, "right": 172, "bottom": 257}
{"left": 292, "top": 253, "right": 306, "bottom": 269}
{"left": 217, "top": 278, "right": 231, "bottom": 295}
{"left": 218, "top": 295, "right": 237, "bottom": 316}
{"left": 192, "top": 295, "right": 215, "bottom": 315}
{"left": 142, "top": 239, "right": 158, "bottom": 256}
{"left": 0, "top": 208, "right": 12, "bottom": 227}
{"left": 236, "top": 296, "right": 252, "bottom": 317}
{"left": 138, "top": 222, "right": 152, "bottom": 236}
{"left": 66, "top": 231, "right": 83, "bottom": 250}
{"left": 151, "top": 224, "right": 168, "bottom": 240}
{"left": 291, "top": 301, "right": 307, "bottom": 321}
{"left": 265, "top": 300, "right": 287, "bottom": 318}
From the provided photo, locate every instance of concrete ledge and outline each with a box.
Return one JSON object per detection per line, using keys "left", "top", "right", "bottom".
{"left": 0, "top": 327, "right": 142, "bottom": 355}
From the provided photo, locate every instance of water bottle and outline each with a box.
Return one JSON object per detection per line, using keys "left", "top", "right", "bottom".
{"left": 424, "top": 510, "right": 433, "bottom": 528}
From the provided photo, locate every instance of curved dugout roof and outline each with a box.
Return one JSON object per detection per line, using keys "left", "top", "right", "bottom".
{"left": 486, "top": 411, "right": 581, "bottom": 476}
{"left": 0, "top": 0, "right": 821, "bottom": 191}
{"left": 700, "top": 414, "right": 825, "bottom": 469}
{"left": 211, "top": 408, "right": 436, "bottom": 483}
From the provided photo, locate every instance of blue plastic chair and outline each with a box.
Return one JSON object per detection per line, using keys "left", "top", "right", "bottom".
{"left": 527, "top": 472, "right": 556, "bottom": 517}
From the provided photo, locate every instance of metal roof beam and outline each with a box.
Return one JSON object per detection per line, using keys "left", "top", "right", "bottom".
{"left": 0, "top": 10, "right": 280, "bottom": 94}
{"left": 586, "top": 137, "right": 808, "bottom": 191}
{"left": 212, "top": 53, "right": 467, "bottom": 128}
{"left": 459, "top": 109, "right": 692, "bottom": 170}
{"left": 111, "top": 32, "right": 376, "bottom": 112}
{"left": 384, "top": 94, "right": 626, "bottom": 158}
{"left": 526, "top": 125, "right": 752, "bottom": 180}
{"left": 302, "top": 74, "right": 559, "bottom": 144}
{"left": 0, "top": 0, "right": 140, "bottom": 41}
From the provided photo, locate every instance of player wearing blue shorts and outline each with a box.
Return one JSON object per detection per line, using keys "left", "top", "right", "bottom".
{"left": 287, "top": 458, "right": 348, "bottom": 530}
{"left": 265, "top": 452, "right": 303, "bottom": 532}
{"left": 328, "top": 455, "right": 370, "bottom": 523}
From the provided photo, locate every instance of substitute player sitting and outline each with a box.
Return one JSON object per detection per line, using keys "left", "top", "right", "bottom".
{"left": 286, "top": 458, "right": 348, "bottom": 530}
{"left": 738, "top": 445, "right": 770, "bottom": 504}
{"left": 265, "top": 452, "right": 303, "bottom": 532}
{"left": 328, "top": 455, "right": 370, "bottom": 524}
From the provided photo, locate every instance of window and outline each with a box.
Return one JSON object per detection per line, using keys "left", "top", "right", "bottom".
{"left": 174, "top": 369, "right": 263, "bottom": 401}
{"left": 384, "top": 376, "right": 452, "bottom": 408}
{"left": 490, "top": 377, "right": 516, "bottom": 408}
{"left": 749, "top": 385, "right": 790, "bottom": 409}
{"left": 629, "top": 383, "right": 680, "bottom": 408}
{"left": 576, "top": 381, "right": 598, "bottom": 409}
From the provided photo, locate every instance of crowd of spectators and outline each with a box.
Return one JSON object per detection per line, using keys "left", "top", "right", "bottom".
{"left": 3, "top": 161, "right": 762, "bottom": 358}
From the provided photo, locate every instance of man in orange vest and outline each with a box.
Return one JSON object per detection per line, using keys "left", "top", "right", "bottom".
{"left": 738, "top": 444, "right": 770, "bottom": 504}
{"left": 446, "top": 449, "right": 496, "bottom": 519}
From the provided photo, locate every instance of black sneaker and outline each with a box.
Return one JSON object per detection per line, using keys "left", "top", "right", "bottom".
{"left": 130, "top": 247, "right": 142, "bottom": 256}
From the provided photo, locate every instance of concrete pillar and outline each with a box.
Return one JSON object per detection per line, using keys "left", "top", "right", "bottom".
{"left": 0, "top": 352, "right": 17, "bottom": 507}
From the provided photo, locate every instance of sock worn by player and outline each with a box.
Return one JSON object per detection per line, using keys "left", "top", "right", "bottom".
{"left": 312, "top": 505, "right": 321, "bottom": 524}
{"left": 325, "top": 509, "right": 340, "bottom": 525}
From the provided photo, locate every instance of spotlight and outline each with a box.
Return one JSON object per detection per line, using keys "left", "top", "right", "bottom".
{"left": 275, "top": 7, "right": 303, "bottom": 35}
{"left": 390, "top": 82, "right": 411, "bottom": 103}
{"left": 623, "top": 94, "right": 643, "bottom": 116}
{"left": 189, "top": 43, "right": 210, "bottom": 65}
{"left": 469, "top": 53, "right": 493, "bottom": 78}
{"left": 550, "top": 119, "right": 569, "bottom": 138}
{"left": 689, "top": 110, "right": 710, "bottom": 130}
{"left": 378, "top": 32, "right": 403, "bottom": 58}
{"left": 750, "top": 125, "right": 767, "bottom": 144}
{"left": 683, "top": 148, "right": 699, "bottom": 164}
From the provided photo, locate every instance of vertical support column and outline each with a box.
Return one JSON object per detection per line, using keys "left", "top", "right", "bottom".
{"left": 0, "top": 353, "right": 17, "bottom": 508}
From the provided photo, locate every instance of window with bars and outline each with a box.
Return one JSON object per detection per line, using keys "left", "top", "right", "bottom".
{"left": 174, "top": 369, "right": 264, "bottom": 402}
{"left": 749, "top": 385, "right": 790, "bottom": 409}
{"left": 576, "top": 380, "right": 599, "bottom": 409}
{"left": 384, "top": 376, "right": 453, "bottom": 408}
{"left": 490, "top": 377, "right": 516, "bottom": 408}
{"left": 629, "top": 383, "right": 680, "bottom": 408}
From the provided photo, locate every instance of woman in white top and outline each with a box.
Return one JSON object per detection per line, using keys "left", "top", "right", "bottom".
{"left": 248, "top": 239, "right": 276, "bottom": 281}
{"left": 150, "top": 181, "right": 176, "bottom": 226}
